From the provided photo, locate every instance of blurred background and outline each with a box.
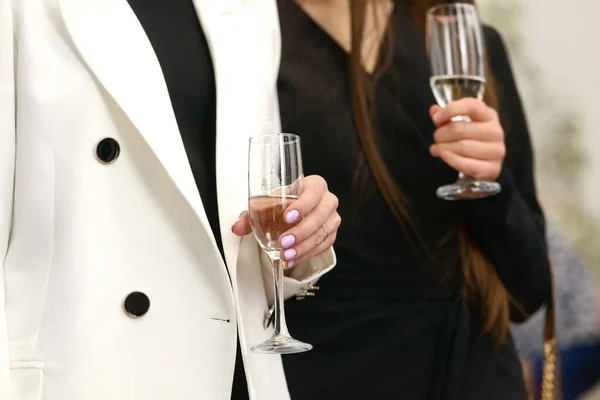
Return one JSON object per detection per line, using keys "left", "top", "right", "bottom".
{"left": 480, "top": 0, "right": 600, "bottom": 277}
{"left": 478, "top": 0, "right": 600, "bottom": 398}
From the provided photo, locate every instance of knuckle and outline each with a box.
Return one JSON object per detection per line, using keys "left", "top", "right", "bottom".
{"left": 463, "top": 98, "right": 477, "bottom": 113}
{"left": 325, "top": 232, "right": 336, "bottom": 247}
{"left": 497, "top": 144, "right": 507, "bottom": 159}
{"left": 334, "top": 213, "right": 342, "bottom": 228}
{"left": 489, "top": 107, "right": 499, "bottom": 120}
{"left": 491, "top": 124, "right": 504, "bottom": 141}
{"left": 491, "top": 164, "right": 502, "bottom": 179}
{"left": 310, "top": 186, "right": 324, "bottom": 200}
{"left": 454, "top": 98, "right": 467, "bottom": 109}
{"left": 330, "top": 193, "right": 339, "bottom": 209}
{"left": 441, "top": 102, "right": 453, "bottom": 114}
{"left": 319, "top": 212, "right": 330, "bottom": 226}
{"left": 497, "top": 127, "right": 505, "bottom": 141}
{"left": 308, "top": 175, "right": 328, "bottom": 192}
{"left": 470, "top": 103, "right": 481, "bottom": 116}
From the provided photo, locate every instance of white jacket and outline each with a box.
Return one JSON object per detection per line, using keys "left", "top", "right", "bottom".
{"left": 0, "top": 0, "right": 335, "bottom": 399}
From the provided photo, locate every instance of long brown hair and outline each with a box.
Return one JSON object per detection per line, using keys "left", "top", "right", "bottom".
{"left": 348, "top": 0, "right": 510, "bottom": 343}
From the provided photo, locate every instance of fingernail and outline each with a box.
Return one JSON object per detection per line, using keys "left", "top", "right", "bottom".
{"left": 231, "top": 218, "right": 241, "bottom": 232}
{"left": 286, "top": 260, "right": 296, "bottom": 269}
{"left": 433, "top": 112, "right": 442, "bottom": 124}
{"left": 285, "top": 209, "right": 300, "bottom": 224}
{"left": 284, "top": 248, "right": 296, "bottom": 261}
{"left": 430, "top": 145, "right": 439, "bottom": 157}
{"left": 280, "top": 235, "right": 296, "bottom": 249}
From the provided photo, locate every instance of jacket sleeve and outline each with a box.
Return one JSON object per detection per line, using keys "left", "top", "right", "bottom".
{"left": 0, "top": 0, "right": 15, "bottom": 396}
{"left": 464, "top": 26, "right": 552, "bottom": 322}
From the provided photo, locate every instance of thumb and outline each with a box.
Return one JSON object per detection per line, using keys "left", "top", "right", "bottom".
{"left": 231, "top": 211, "right": 252, "bottom": 237}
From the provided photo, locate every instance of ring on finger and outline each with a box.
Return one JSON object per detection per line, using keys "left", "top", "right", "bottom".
{"left": 319, "top": 225, "right": 329, "bottom": 244}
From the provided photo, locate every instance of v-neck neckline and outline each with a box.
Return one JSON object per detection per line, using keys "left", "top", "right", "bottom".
{"left": 285, "top": 0, "right": 395, "bottom": 78}
{"left": 279, "top": 0, "right": 438, "bottom": 151}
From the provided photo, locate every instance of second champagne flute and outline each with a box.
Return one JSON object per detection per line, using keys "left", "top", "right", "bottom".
{"left": 247, "top": 133, "right": 313, "bottom": 354}
{"left": 427, "top": 3, "right": 501, "bottom": 200}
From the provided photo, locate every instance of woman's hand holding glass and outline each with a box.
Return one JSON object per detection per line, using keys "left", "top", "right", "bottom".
{"left": 231, "top": 132, "right": 339, "bottom": 354}
{"left": 232, "top": 175, "right": 340, "bottom": 270}
{"left": 429, "top": 98, "right": 506, "bottom": 182}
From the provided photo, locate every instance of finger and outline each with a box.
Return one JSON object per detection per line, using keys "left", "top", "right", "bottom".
{"left": 283, "top": 213, "right": 341, "bottom": 268}
{"left": 231, "top": 211, "right": 252, "bottom": 236}
{"left": 282, "top": 175, "right": 328, "bottom": 225}
{"left": 438, "top": 150, "right": 502, "bottom": 181}
{"left": 432, "top": 98, "right": 497, "bottom": 125}
{"left": 279, "top": 192, "right": 338, "bottom": 251}
{"left": 433, "top": 120, "right": 504, "bottom": 143}
{"left": 430, "top": 140, "right": 506, "bottom": 161}
{"left": 429, "top": 104, "right": 442, "bottom": 118}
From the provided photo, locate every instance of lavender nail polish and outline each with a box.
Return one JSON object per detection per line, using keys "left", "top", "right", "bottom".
{"left": 284, "top": 248, "right": 296, "bottom": 261}
{"left": 280, "top": 235, "right": 296, "bottom": 249}
{"left": 230, "top": 218, "right": 241, "bottom": 232}
{"left": 285, "top": 209, "right": 300, "bottom": 224}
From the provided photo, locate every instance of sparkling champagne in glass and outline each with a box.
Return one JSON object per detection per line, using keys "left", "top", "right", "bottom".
{"left": 427, "top": 3, "right": 501, "bottom": 200}
{"left": 248, "top": 133, "right": 312, "bottom": 354}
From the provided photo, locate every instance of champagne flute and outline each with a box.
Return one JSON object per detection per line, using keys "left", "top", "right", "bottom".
{"left": 248, "top": 133, "right": 313, "bottom": 354}
{"left": 427, "top": 3, "right": 501, "bottom": 200}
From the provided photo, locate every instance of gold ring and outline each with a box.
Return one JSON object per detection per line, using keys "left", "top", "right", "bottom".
{"left": 320, "top": 225, "right": 329, "bottom": 244}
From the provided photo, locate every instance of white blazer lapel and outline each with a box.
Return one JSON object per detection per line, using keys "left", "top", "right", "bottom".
{"left": 56, "top": 0, "right": 215, "bottom": 241}
{"left": 193, "top": 0, "right": 272, "bottom": 276}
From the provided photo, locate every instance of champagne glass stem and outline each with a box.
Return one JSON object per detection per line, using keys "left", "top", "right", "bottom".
{"left": 458, "top": 172, "right": 472, "bottom": 181}
{"left": 457, "top": 171, "right": 476, "bottom": 183}
{"left": 270, "top": 256, "right": 289, "bottom": 337}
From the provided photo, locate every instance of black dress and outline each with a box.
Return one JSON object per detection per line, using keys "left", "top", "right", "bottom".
{"left": 276, "top": 2, "right": 551, "bottom": 400}
{"left": 125, "top": 0, "right": 221, "bottom": 253}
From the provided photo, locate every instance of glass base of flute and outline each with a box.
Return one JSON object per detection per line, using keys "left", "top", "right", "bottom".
{"left": 435, "top": 115, "right": 501, "bottom": 201}
{"left": 250, "top": 254, "right": 313, "bottom": 355}
{"left": 436, "top": 173, "right": 501, "bottom": 201}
